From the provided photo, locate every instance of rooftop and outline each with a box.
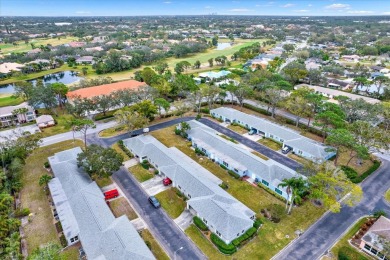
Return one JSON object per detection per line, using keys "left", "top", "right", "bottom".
{"left": 67, "top": 80, "right": 147, "bottom": 99}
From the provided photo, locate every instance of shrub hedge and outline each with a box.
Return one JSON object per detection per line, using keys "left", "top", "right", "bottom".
{"left": 141, "top": 160, "right": 150, "bottom": 170}
{"left": 342, "top": 160, "right": 381, "bottom": 183}
{"left": 210, "top": 233, "right": 237, "bottom": 255}
{"left": 14, "top": 208, "right": 30, "bottom": 217}
{"left": 44, "top": 161, "right": 50, "bottom": 168}
{"left": 228, "top": 170, "right": 240, "bottom": 179}
{"left": 220, "top": 164, "right": 228, "bottom": 170}
{"left": 253, "top": 219, "right": 263, "bottom": 229}
{"left": 243, "top": 103, "right": 272, "bottom": 116}
{"left": 193, "top": 216, "right": 209, "bottom": 231}
{"left": 117, "top": 140, "right": 134, "bottom": 158}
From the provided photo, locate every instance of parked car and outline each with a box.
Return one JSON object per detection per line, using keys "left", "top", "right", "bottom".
{"left": 163, "top": 177, "right": 172, "bottom": 186}
{"left": 148, "top": 196, "right": 160, "bottom": 208}
{"left": 282, "top": 146, "right": 292, "bottom": 154}
{"left": 248, "top": 129, "right": 256, "bottom": 135}
{"left": 104, "top": 189, "right": 119, "bottom": 200}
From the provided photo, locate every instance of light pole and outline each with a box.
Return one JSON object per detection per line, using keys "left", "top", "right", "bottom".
{"left": 173, "top": 246, "right": 183, "bottom": 260}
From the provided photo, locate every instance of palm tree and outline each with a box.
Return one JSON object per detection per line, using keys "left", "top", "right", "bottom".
{"left": 39, "top": 174, "right": 52, "bottom": 190}
{"left": 279, "top": 177, "right": 308, "bottom": 214}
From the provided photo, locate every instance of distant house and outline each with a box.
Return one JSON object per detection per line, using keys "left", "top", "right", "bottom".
{"left": 327, "top": 79, "right": 351, "bottom": 90}
{"left": 67, "top": 80, "right": 147, "bottom": 102}
{"left": 359, "top": 216, "right": 390, "bottom": 260}
{"left": 36, "top": 115, "right": 55, "bottom": 128}
{"left": 75, "top": 56, "right": 95, "bottom": 64}
{"left": 342, "top": 55, "right": 360, "bottom": 62}
{"left": 124, "top": 135, "right": 255, "bottom": 244}
{"left": 198, "top": 70, "right": 231, "bottom": 81}
{"left": 186, "top": 120, "right": 302, "bottom": 200}
{"left": 371, "top": 65, "right": 385, "bottom": 72}
{"left": 48, "top": 147, "right": 155, "bottom": 259}
{"left": 210, "top": 107, "right": 336, "bottom": 162}
{"left": 85, "top": 46, "right": 104, "bottom": 52}
{"left": 0, "top": 102, "right": 36, "bottom": 127}
{"left": 67, "top": 41, "right": 86, "bottom": 48}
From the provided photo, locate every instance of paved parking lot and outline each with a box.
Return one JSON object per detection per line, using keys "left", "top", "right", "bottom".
{"left": 141, "top": 175, "right": 170, "bottom": 196}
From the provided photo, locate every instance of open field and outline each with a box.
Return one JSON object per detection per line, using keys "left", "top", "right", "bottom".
{"left": 140, "top": 229, "right": 170, "bottom": 260}
{"left": 151, "top": 126, "right": 325, "bottom": 259}
{"left": 0, "top": 36, "right": 78, "bottom": 54}
{"left": 109, "top": 197, "right": 138, "bottom": 220}
{"left": 155, "top": 188, "right": 186, "bottom": 219}
{"left": 20, "top": 140, "right": 83, "bottom": 254}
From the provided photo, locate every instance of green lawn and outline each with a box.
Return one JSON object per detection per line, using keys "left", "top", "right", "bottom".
{"left": 385, "top": 189, "right": 390, "bottom": 203}
{"left": 109, "top": 197, "right": 138, "bottom": 220}
{"left": 0, "top": 36, "right": 78, "bottom": 54}
{"left": 251, "top": 151, "right": 269, "bottom": 161}
{"left": 38, "top": 109, "right": 75, "bottom": 138}
{"left": 94, "top": 176, "right": 113, "bottom": 188}
{"left": 185, "top": 225, "right": 222, "bottom": 260}
{"left": 330, "top": 217, "right": 371, "bottom": 260}
{"left": 155, "top": 188, "right": 186, "bottom": 219}
{"left": 227, "top": 124, "right": 248, "bottom": 134}
{"left": 20, "top": 140, "right": 84, "bottom": 254}
{"left": 112, "top": 142, "right": 131, "bottom": 161}
{"left": 129, "top": 164, "right": 155, "bottom": 182}
{"left": 257, "top": 138, "right": 282, "bottom": 151}
{"left": 0, "top": 95, "right": 24, "bottom": 107}
{"left": 60, "top": 244, "right": 80, "bottom": 259}
{"left": 151, "top": 126, "right": 325, "bottom": 259}
{"left": 140, "top": 229, "right": 170, "bottom": 260}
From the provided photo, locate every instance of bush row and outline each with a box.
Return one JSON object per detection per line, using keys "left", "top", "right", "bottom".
{"left": 210, "top": 233, "right": 237, "bottom": 255}
{"left": 228, "top": 170, "right": 240, "bottom": 179}
{"left": 141, "top": 160, "right": 151, "bottom": 170}
{"left": 94, "top": 109, "right": 118, "bottom": 121}
{"left": 231, "top": 227, "right": 257, "bottom": 247}
{"left": 253, "top": 219, "right": 263, "bottom": 229}
{"left": 243, "top": 103, "right": 272, "bottom": 116}
{"left": 343, "top": 160, "right": 381, "bottom": 183}
{"left": 193, "top": 216, "right": 209, "bottom": 231}
{"left": 117, "top": 140, "right": 134, "bottom": 158}
{"left": 257, "top": 183, "right": 287, "bottom": 202}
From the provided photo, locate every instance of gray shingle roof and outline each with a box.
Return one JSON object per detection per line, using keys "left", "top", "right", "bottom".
{"left": 210, "top": 107, "right": 333, "bottom": 160}
{"left": 48, "top": 147, "right": 154, "bottom": 260}
{"left": 124, "top": 136, "right": 255, "bottom": 243}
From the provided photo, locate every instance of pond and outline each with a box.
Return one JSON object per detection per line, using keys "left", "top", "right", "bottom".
{"left": 216, "top": 43, "right": 232, "bottom": 50}
{"left": 0, "top": 71, "right": 82, "bottom": 94}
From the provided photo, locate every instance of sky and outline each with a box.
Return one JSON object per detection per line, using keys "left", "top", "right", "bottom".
{"left": 1, "top": 0, "right": 390, "bottom": 16}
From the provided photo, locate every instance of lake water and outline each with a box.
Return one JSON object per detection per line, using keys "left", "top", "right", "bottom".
{"left": 216, "top": 43, "right": 232, "bottom": 50}
{"left": 0, "top": 71, "right": 82, "bottom": 94}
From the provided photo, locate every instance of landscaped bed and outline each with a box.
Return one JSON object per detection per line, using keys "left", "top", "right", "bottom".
{"left": 154, "top": 188, "right": 186, "bottom": 219}
{"left": 109, "top": 197, "right": 138, "bottom": 220}
{"left": 152, "top": 126, "right": 325, "bottom": 259}
{"left": 129, "top": 164, "right": 155, "bottom": 182}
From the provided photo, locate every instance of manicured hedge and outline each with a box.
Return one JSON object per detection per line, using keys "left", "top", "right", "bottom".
{"left": 117, "top": 140, "right": 134, "bottom": 158}
{"left": 210, "top": 233, "right": 237, "bottom": 255}
{"left": 94, "top": 109, "right": 118, "bottom": 121}
{"left": 200, "top": 108, "right": 210, "bottom": 114}
{"left": 342, "top": 160, "right": 381, "bottom": 183}
{"left": 245, "top": 227, "right": 257, "bottom": 238}
{"left": 193, "top": 216, "right": 209, "bottom": 231}
{"left": 232, "top": 233, "right": 249, "bottom": 247}
{"left": 253, "top": 219, "right": 263, "bottom": 229}
{"left": 141, "top": 160, "right": 150, "bottom": 169}
{"left": 228, "top": 170, "right": 240, "bottom": 179}
{"left": 220, "top": 164, "right": 228, "bottom": 170}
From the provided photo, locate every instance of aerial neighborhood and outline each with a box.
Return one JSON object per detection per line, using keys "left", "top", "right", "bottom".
{"left": 1, "top": 2, "right": 390, "bottom": 260}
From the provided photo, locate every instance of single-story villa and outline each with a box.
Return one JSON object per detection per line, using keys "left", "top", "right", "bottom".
{"left": 186, "top": 120, "right": 301, "bottom": 200}
{"left": 48, "top": 147, "right": 155, "bottom": 260}
{"left": 75, "top": 56, "right": 95, "bottom": 64}
{"left": 36, "top": 115, "right": 55, "bottom": 128}
{"left": 124, "top": 135, "right": 255, "bottom": 244}
{"left": 210, "top": 107, "right": 335, "bottom": 162}
{"left": 359, "top": 216, "right": 390, "bottom": 260}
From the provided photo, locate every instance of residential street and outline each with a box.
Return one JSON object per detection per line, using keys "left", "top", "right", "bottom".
{"left": 274, "top": 159, "right": 390, "bottom": 260}
{"left": 112, "top": 167, "right": 205, "bottom": 260}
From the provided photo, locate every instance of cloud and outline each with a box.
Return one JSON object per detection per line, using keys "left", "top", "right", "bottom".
{"left": 346, "top": 10, "right": 374, "bottom": 14}
{"left": 294, "top": 10, "right": 310, "bottom": 13}
{"left": 281, "top": 4, "right": 295, "bottom": 8}
{"left": 383, "top": 12, "right": 390, "bottom": 15}
{"left": 204, "top": 6, "right": 212, "bottom": 9}
{"left": 75, "top": 11, "right": 91, "bottom": 14}
{"left": 325, "top": 3, "right": 350, "bottom": 9}
{"left": 308, "top": 4, "right": 312, "bottom": 7}
{"left": 229, "top": 8, "right": 250, "bottom": 12}
{"left": 163, "top": 1, "right": 172, "bottom": 4}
